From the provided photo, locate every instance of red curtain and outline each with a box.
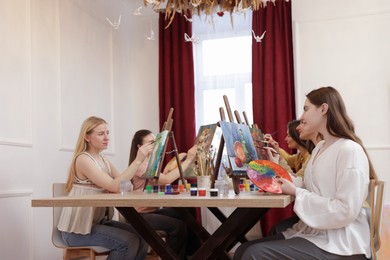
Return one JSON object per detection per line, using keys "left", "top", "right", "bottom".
{"left": 158, "top": 13, "right": 196, "bottom": 154}
{"left": 158, "top": 13, "right": 201, "bottom": 221}
{"left": 252, "top": 0, "right": 296, "bottom": 236}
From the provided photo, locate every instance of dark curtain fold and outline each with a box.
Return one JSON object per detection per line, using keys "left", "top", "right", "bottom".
{"left": 159, "top": 13, "right": 201, "bottom": 222}
{"left": 252, "top": 0, "right": 296, "bottom": 236}
{"left": 158, "top": 12, "right": 196, "bottom": 155}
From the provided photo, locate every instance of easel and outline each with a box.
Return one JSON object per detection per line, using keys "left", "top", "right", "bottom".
{"left": 211, "top": 95, "right": 255, "bottom": 195}
{"left": 144, "top": 108, "right": 187, "bottom": 190}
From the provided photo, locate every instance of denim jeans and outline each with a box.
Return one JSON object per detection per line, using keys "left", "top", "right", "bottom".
{"left": 61, "top": 220, "right": 148, "bottom": 260}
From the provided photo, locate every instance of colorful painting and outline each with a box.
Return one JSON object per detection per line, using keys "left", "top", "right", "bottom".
{"left": 219, "top": 121, "right": 258, "bottom": 175}
{"left": 184, "top": 124, "right": 217, "bottom": 179}
{"left": 250, "top": 127, "right": 267, "bottom": 160}
{"left": 142, "top": 130, "right": 169, "bottom": 179}
{"left": 246, "top": 160, "right": 291, "bottom": 194}
{"left": 196, "top": 124, "right": 217, "bottom": 154}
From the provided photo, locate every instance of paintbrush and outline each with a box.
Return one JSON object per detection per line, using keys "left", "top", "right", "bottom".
{"left": 261, "top": 147, "right": 279, "bottom": 155}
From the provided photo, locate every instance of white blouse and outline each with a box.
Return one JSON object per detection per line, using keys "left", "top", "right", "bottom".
{"left": 283, "top": 139, "right": 371, "bottom": 258}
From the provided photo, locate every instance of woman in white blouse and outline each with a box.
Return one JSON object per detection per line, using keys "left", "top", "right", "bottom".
{"left": 58, "top": 116, "right": 152, "bottom": 260}
{"left": 234, "top": 86, "right": 377, "bottom": 259}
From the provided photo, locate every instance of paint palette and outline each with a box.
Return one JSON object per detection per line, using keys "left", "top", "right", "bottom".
{"left": 246, "top": 160, "right": 291, "bottom": 194}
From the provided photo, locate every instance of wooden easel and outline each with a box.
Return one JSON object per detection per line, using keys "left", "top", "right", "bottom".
{"left": 211, "top": 95, "right": 255, "bottom": 195}
{"left": 144, "top": 108, "right": 187, "bottom": 190}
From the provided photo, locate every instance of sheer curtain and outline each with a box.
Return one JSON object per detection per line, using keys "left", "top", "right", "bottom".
{"left": 192, "top": 11, "right": 264, "bottom": 240}
{"left": 192, "top": 12, "right": 253, "bottom": 129}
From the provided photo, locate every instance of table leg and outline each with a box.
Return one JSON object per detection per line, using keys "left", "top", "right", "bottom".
{"left": 173, "top": 207, "right": 211, "bottom": 241}
{"left": 116, "top": 207, "right": 180, "bottom": 260}
{"left": 208, "top": 207, "right": 248, "bottom": 244}
{"left": 189, "top": 207, "right": 268, "bottom": 260}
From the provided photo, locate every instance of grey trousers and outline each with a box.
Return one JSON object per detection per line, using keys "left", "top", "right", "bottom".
{"left": 233, "top": 234, "right": 368, "bottom": 260}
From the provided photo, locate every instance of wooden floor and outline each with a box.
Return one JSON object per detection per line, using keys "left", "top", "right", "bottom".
{"left": 88, "top": 252, "right": 159, "bottom": 260}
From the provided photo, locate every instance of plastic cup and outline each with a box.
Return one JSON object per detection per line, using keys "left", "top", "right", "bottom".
{"left": 120, "top": 180, "right": 132, "bottom": 195}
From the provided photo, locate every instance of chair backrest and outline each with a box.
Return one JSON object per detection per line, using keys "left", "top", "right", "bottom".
{"left": 52, "top": 183, "right": 69, "bottom": 248}
{"left": 366, "top": 179, "right": 385, "bottom": 260}
{"left": 52, "top": 183, "right": 111, "bottom": 259}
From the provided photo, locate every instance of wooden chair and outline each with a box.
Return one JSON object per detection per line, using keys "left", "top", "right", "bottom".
{"left": 366, "top": 180, "right": 385, "bottom": 260}
{"left": 52, "top": 183, "right": 111, "bottom": 260}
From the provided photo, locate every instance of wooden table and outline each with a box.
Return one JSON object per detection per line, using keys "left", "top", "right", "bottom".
{"left": 32, "top": 191, "right": 293, "bottom": 260}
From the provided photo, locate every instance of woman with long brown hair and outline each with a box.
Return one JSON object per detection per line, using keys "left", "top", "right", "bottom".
{"left": 234, "top": 86, "right": 376, "bottom": 259}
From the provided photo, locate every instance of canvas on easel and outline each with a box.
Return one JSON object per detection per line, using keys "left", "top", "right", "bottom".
{"left": 196, "top": 124, "right": 217, "bottom": 153}
{"left": 209, "top": 95, "right": 267, "bottom": 194}
{"left": 140, "top": 108, "right": 187, "bottom": 188}
{"left": 140, "top": 108, "right": 173, "bottom": 180}
{"left": 141, "top": 130, "right": 169, "bottom": 179}
{"left": 250, "top": 126, "right": 267, "bottom": 160}
{"left": 184, "top": 123, "right": 218, "bottom": 179}
{"left": 219, "top": 120, "right": 258, "bottom": 176}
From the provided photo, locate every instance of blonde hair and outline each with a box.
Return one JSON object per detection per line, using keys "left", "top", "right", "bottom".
{"left": 65, "top": 116, "right": 107, "bottom": 192}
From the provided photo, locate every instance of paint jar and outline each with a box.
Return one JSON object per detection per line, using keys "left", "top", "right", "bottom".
{"left": 145, "top": 185, "right": 153, "bottom": 193}
{"left": 198, "top": 187, "right": 206, "bottom": 197}
{"left": 153, "top": 185, "right": 159, "bottom": 193}
{"left": 165, "top": 184, "right": 172, "bottom": 194}
{"left": 210, "top": 188, "right": 218, "bottom": 197}
{"left": 190, "top": 187, "right": 198, "bottom": 196}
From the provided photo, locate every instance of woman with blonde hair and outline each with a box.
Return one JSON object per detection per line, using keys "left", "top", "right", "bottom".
{"left": 58, "top": 116, "right": 152, "bottom": 260}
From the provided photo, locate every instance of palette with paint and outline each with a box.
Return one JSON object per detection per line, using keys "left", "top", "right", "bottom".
{"left": 246, "top": 160, "right": 291, "bottom": 194}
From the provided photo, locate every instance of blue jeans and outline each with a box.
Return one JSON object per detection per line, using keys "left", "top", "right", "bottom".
{"left": 61, "top": 220, "right": 148, "bottom": 260}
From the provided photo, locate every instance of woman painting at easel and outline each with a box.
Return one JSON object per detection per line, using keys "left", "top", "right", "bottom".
{"left": 128, "top": 129, "right": 200, "bottom": 259}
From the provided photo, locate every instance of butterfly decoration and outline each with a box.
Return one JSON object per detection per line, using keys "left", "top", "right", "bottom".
{"left": 106, "top": 15, "right": 121, "bottom": 30}
{"left": 183, "top": 14, "right": 193, "bottom": 22}
{"left": 145, "top": 0, "right": 160, "bottom": 4}
{"left": 246, "top": 160, "right": 291, "bottom": 194}
{"left": 190, "top": 0, "right": 202, "bottom": 7}
{"left": 252, "top": 29, "right": 266, "bottom": 42}
{"left": 184, "top": 33, "right": 200, "bottom": 44}
{"left": 133, "top": 6, "right": 142, "bottom": 16}
{"left": 146, "top": 29, "right": 155, "bottom": 41}
{"left": 236, "top": 0, "right": 249, "bottom": 14}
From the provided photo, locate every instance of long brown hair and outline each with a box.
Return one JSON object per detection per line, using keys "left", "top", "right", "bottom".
{"left": 65, "top": 116, "right": 108, "bottom": 192}
{"left": 288, "top": 120, "right": 313, "bottom": 153}
{"left": 129, "top": 129, "right": 152, "bottom": 166}
{"left": 306, "top": 86, "right": 377, "bottom": 181}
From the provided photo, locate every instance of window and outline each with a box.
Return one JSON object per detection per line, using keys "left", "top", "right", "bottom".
{"left": 192, "top": 12, "right": 253, "bottom": 130}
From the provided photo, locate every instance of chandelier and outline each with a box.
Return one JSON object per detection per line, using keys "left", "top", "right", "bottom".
{"left": 144, "top": 0, "right": 272, "bottom": 26}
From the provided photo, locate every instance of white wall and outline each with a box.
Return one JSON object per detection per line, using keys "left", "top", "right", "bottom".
{"left": 0, "top": 0, "right": 159, "bottom": 259}
{"left": 292, "top": 0, "right": 390, "bottom": 206}
{"left": 1, "top": 0, "right": 389, "bottom": 259}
